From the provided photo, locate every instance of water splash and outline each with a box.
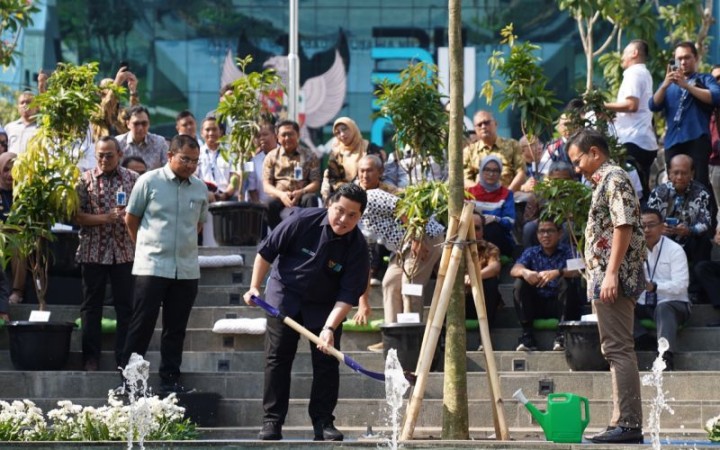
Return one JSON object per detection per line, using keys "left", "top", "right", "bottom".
{"left": 641, "top": 338, "right": 675, "bottom": 450}
{"left": 121, "top": 353, "right": 153, "bottom": 450}
{"left": 384, "top": 349, "right": 410, "bottom": 450}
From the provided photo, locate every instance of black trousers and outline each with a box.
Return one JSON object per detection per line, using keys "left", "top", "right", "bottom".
{"left": 682, "top": 234, "right": 712, "bottom": 298}
{"left": 513, "top": 277, "right": 579, "bottom": 331}
{"left": 484, "top": 222, "right": 514, "bottom": 258}
{"left": 695, "top": 260, "right": 720, "bottom": 307}
{"left": 625, "top": 143, "right": 658, "bottom": 203}
{"left": 121, "top": 275, "right": 198, "bottom": 383}
{"left": 267, "top": 193, "right": 319, "bottom": 229}
{"left": 665, "top": 136, "right": 712, "bottom": 191}
{"left": 465, "top": 277, "right": 501, "bottom": 327}
{"left": 263, "top": 313, "right": 341, "bottom": 426}
{"left": 80, "top": 262, "right": 134, "bottom": 366}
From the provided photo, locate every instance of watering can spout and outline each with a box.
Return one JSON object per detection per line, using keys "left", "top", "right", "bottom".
{"left": 513, "top": 389, "right": 548, "bottom": 429}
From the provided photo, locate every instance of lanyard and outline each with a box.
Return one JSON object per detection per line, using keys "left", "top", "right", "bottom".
{"left": 645, "top": 237, "right": 665, "bottom": 282}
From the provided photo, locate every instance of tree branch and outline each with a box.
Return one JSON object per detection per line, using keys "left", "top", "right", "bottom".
{"left": 593, "top": 24, "right": 619, "bottom": 57}
{"left": 577, "top": 17, "right": 589, "bottom": 53}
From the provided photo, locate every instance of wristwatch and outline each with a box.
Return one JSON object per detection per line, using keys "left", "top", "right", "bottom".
{"left": 322, "top": 325, "right": 335, "bottom": 333}
{"left": 558, "top": 267, "right": 564, "bottom": 277}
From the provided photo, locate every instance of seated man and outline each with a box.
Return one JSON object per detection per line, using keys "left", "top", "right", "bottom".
{"left": 647, "top": 154, "right": 712, "bottom": 302}
{"left": 465, "top": 212, "right": 502, "bottom": 350}
{"left": 262, "top": 120, "right": 320, "bottom": 229}
{"left": 510, "top": 220, "right": 579, "bottom": 351}
{"left": 634, "top": 208, "right": 690, "bottom": 370}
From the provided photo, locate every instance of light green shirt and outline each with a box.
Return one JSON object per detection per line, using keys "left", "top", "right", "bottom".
{"left": 127, "top": 165, "right": 208, "bottom": 279}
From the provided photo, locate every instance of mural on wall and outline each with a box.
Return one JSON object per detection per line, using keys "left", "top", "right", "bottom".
{"left": 224, "top": 29, "right": 349, "bottom": 151}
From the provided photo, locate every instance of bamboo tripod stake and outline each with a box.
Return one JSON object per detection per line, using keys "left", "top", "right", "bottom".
{"left": 400, "top": 203, "right": 508, "bottom": 440}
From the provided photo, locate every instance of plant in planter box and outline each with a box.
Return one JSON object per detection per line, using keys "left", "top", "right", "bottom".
{"left": 1, "top": 62, "right": 102, "bottom": 311}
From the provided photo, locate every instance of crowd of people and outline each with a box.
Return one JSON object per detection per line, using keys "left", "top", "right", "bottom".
{"left": 0, "top": 37, "right": 718, "bottom": 444}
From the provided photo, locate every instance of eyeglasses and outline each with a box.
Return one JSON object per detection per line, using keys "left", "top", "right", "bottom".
{"left": 571, "top": 153, "right": 587, "bottom": 168}
{"left": 537, "top": 229, "right": 558, "bottom": 235}
{"left": 475, "top": 120, "right": 493, "bottom": 128}
{"left": 176, "top": 155, "right": 199, "bottom": 166}
{"left": 130, "top": 120, "right": 149, "bottom": 127}
{"left": 96, "top": 152, "right": 117, "bottom": 160}
{"left": 482, "top": 168, "right": 501, "bottom": 174}
{"left": 641, "top": 222, "right": 661, "bottom": 229}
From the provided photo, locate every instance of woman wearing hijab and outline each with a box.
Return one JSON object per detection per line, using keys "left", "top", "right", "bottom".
{"left": 321, "top": 117, "right": 385, "bottom": 204}
{"left": 0, "top": 152, "right": 26, "bottom": 307}
{"left": 467, "top": 155, "right": 516, "bottom": 257}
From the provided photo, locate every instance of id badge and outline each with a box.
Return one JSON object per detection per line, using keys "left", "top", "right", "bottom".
{"left": 116, "top": 191, "right": 127, "bottom": 206}
{"left": 294, "top": 165, "right": 303, "bottom": 180}
{"left": 645, "top": 291, "right": 657, "bottom": 308}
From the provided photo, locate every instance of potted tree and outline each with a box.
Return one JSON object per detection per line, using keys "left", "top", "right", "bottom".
{"left": 210, "top": 55, "right": 283, "bottom": 246}
{"left": 373, "top": 61, "right": 449, "bottom": 366}
{"left": 3, "top": 62, "right": 104, "bottom": 370}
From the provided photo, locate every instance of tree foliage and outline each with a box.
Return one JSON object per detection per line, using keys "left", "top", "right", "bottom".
{"left": 0, "top": 0, "right": 40, "bottom": 68}
{"left": 374, "top": 62, "right": 448, "bottom": 184}
{"left": 215, "top": 55, "right": 284, "bottom": 168}
{"left": 480, "top": 24, "right": 560, "bottom": 141}
{"left": 2, "top": 63, "right": 102, "bottom": 309}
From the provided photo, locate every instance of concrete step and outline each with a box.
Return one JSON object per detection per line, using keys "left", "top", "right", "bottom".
{"left": 3, "top": 321, "right": 719, "bottom": 356}
{"left": 9, "top": 348, "right": 716, "bottom": 373}
{"left": 3, "top": 370, "right": 718, "bottom": 403}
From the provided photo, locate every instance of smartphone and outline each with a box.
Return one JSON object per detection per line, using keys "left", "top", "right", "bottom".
{"left": 669, "top": 58, "right": 678, "bottom": 71}
{"left": 665, "top": 217, "right": 679, "bottom": 226}
{"left": 119, "top": 61, "right": 130, "bottom": 72}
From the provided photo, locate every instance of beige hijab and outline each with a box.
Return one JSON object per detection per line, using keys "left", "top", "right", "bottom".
{"left": 329, "top": 117, "right": 369, "bottom": 183}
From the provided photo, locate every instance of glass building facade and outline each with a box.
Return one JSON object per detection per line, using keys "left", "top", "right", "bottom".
{"left": 2, "top": 0, "right": 719, "bottom": 144}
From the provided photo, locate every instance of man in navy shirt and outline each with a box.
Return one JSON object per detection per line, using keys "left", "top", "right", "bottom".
{"left": 244, "top": 183, "right": 369, "bottom": 442}
{"left": 510, "top": 220, "right": 580, "bottom": 351}
{"left": 650, "top": 41, "right": 720, "bottom": 190}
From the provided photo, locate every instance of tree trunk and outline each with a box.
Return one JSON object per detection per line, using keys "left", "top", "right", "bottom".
{"left": 441, "top": 0, "right": 470, "bottom": 439}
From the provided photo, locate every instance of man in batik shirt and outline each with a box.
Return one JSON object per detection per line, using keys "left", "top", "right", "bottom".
{"left": 567, "top": 128, "right": 645, "bottom": 445}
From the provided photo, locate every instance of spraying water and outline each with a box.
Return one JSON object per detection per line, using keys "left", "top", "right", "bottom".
{"left": 121, "top": 353, "right": 153, "bottom": 450}
{"left": 384, "top": 349, "right": 410, "bottom": 450}
{"left": 641, "top": 337, "right": 674, "bottom": 450}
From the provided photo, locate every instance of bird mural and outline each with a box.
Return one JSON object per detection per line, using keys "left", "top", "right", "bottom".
{"left": 221, "top": 29, "right": 349, "bottom": 153}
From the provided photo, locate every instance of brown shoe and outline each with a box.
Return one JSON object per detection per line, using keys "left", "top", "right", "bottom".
{"left": 367, "top": 342, "right": 383, "bottom": 353}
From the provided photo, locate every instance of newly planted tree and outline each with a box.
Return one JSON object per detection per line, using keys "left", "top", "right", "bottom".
{"left": 1, "top": 62, "right": 102, "bottom": 309}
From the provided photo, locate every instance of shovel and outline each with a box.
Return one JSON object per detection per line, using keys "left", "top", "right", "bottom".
{"left": 251, "top": 295, "right": 416, "bottom": 383}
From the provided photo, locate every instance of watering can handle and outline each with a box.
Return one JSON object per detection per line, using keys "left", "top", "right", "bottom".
{"left": 580, "top": 396, "right": 590, "bottom": 427}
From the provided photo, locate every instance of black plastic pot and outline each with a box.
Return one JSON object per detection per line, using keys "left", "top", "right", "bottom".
{"left": 558, "top": 321, "right": 609, "bottom": 371}
{"left": 208, "top": 201, "right": 267, "bottom": 246}
{"left": 6, "top": 321, "right": 76, "bottom": 370}
{"left": 380, "top": 322, "right": 443, "bottom": 373}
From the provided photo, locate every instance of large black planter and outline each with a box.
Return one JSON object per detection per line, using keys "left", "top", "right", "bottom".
{"left": 208, "top": 201, "right": 267, "bottom": 246}
{"left": 558, "top": 321, "right": 609, "bottom": 371}
{"left": 6, "top": 321, "right": 76, "bottom": 370}
{"left": 380, "top": 322, "right": 443, "bottom": 373}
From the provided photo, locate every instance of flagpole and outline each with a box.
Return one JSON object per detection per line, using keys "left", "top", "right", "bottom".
{"left": 288, "top": 0, "right": 299, "bottom": 122}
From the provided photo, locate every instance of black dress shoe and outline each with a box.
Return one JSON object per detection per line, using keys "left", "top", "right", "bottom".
{"left": 313, "top": 421, "right": 344, "bottom": 441}
{"left": 258, "top": 421, "right": 282, "bottom": 440}
{"left": 589, "top": 426, "right": 643, "bottom": 444}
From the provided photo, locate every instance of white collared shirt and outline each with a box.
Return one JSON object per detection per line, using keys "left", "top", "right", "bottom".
{"left": 639, "top": 235, "right": 689, "bottom": 305}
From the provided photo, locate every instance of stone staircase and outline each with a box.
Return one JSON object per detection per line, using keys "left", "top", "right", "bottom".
{"left": 1, "top": 245, "right": 719, "bottom": 441}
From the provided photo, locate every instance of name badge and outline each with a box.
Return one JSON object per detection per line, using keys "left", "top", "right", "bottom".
{"left": 402, "top": 283, "right": 423, "bottom": 297}
{"left": 294, "top": 165, "right": 303, "bottom": 180}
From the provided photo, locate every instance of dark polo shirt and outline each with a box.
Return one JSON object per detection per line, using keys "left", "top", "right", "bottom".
{"left": 258, "top": 207, "right": 369, "bottom": 328}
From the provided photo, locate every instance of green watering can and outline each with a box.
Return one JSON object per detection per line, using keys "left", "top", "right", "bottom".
{"left": 513, "top": 389, "right": 590, "bottom": 443}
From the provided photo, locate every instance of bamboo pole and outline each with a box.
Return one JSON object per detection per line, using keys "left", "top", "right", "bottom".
{"left": 416, "top": 214, "right": 459, "bottom": 368}
{"left": 465, "top": 222, "right": 509, "bottom": 440}
{"left": 400, "top": 202, "right": 474, "bottom": 441}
